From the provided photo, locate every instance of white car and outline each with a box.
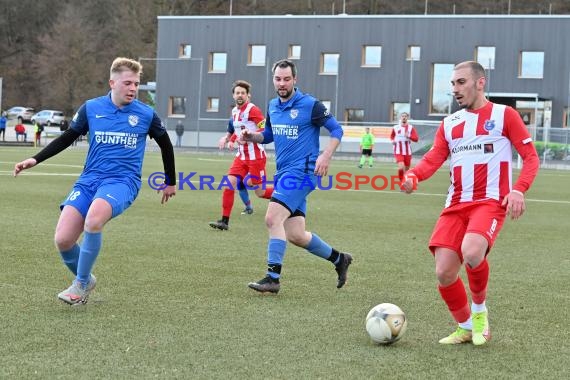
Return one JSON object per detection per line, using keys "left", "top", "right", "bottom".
{"left": 31, "top": 110, "right": 66, "bottom": 127}
{"left": 6, "top": 106, "right": 35, "bottom": 123}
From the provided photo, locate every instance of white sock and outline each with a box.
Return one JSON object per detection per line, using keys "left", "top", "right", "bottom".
{"left": 471, "top": 302, "right": 487, "bottom": 313}
{"left": 459, "top": 318, "right": 473, "bottom": 330}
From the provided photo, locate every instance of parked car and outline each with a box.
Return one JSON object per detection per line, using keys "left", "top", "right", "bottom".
{"left": 6, "top": 106, "right": 35, "bottom": 123}
{"left": 31, "top": 110, "right": 66, "bottom": 127}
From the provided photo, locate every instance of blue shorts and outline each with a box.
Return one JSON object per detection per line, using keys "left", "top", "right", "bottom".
{"left": 271, "top": 171, "right": 317, "bottom": 216}
{"left": 60, "top": 179, "right": 138, "bottom": 219}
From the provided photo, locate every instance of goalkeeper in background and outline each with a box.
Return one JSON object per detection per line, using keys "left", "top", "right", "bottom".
{"left": 358, "top": 127, "right": 375, "bottom": 168}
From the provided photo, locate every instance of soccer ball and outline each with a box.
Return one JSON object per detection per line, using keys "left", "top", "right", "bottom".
{"left": 365, "top": 303, "right": 408, "bottom": 344}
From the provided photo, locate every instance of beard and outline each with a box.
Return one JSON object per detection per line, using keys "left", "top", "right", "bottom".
{"left": 277, "top": 87, "right": 293, "bottom": 99}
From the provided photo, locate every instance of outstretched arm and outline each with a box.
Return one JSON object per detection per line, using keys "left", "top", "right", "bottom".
{"left": 13, "top": 128, "right": 81, "bottom": 176}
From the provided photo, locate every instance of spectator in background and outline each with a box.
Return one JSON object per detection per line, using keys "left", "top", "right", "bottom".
{"left": 34, "top": 121, "right": 44, "bottom": 146}
{"left": 15, "top": 122, "right": 27, "bottom": 142}
{"left": 175, "top": 120, "right": 185, "bottom": 148}
{"left": 0, "top": 112, "right": 7, "bottom": 141}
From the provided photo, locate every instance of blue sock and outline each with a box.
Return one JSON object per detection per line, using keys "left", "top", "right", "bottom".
{"left": 238, "top": 187, "right": 251, "bottom": 209}
{"left": 306, "top": 233, "right": 334, "bottom": 260}
{"left": 267, "top": 238, "right": 287, "bottom": 279}
{"left": 60, "top": 244, "right": 80, "bottom": 275}
{"left": 76, "top": 231, "right": 102, "bottom": 287}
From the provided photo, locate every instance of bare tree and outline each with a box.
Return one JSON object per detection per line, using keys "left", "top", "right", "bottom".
{"left": 36, "top": 5, "right": 102, "bottom": 116}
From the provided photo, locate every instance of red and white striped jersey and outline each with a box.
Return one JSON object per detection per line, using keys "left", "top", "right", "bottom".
{"left": 410, "top": 102, "right": 539, "bottom": 208}
{"left": 232, "top": 102, "right": 266, "bottom": 161}
{"left": 391, "top": 123, "right": 418, "bottom": 155}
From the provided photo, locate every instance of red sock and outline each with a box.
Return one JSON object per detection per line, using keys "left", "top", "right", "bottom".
{"left": 398, "top": 168, "right": 404, "bottom": 181}
{"left": 465, "top": 259, "right": 489, "bottom": 304}
{"left": 262, "top": 186, "right": 274, "bottom": 199}
{"left": 438, "top": 278, "right": 470, "bottom": 323}
{"left": 221, "top": 188, "right": 235, "bottom": 218}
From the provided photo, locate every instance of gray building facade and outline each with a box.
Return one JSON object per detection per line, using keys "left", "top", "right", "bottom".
{"left": 154, "top": 15, "right": 570, "bottom": 147}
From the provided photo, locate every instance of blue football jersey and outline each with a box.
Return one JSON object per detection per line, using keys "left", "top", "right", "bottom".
{"left": 70, "top": 93, "right": 166, "bottom": 191}
{"left": 263, "top": 89, "right": 343, "bottom": 175}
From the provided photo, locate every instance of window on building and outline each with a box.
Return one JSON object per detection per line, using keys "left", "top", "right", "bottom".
{"left": 289, "top": 44, "right": 301, "bottom": 59}
{"left": 392, "top": 102, "right": 410, "bottom": 121}
{"left": 345, "top": 108, "right": 364, "bottom": 123}
{"left": 179, "top": 44, "right": 191, "bottom": 58}
{"left": 207, "top": 97, "right": 219, "bottom": 112}
{"left": 476, "top": 46, "right": 495, "bottom": 69}
{"left": 519, "top": 51, "right": 544, "bottom": 78}
{"left": 362, "top": 45, "right": 381, "bottom": 67}
{"left": 209, "top": 52, "right": 227, "bottom": 73}
{"left": 321, "top": 100, "right": 332, "bottom": 112}
{"left": 320, "top": 53, "right": 340, "bottom": 75}
{"left": 248, "top": 45, "right": 266, "bottom": 66}
{"left": 565, "top": 108, "right": 570, "bottom": 128}
{"left": 169, "top": 96, "right": 186, "bottom": 116}
{"left": 407, "top": 45, "right": 421, "bottom": 61}
{"left": 431, "top": 63, "right": 454, "bottom": 114}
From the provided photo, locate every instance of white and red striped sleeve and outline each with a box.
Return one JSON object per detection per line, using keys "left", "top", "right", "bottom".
{"left": 504, "top": 107, "right": 539, "bottom": 193}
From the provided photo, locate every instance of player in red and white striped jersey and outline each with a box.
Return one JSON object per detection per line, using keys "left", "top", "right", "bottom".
{"left": 402, "top": 61, "right": 539, "bottom": 346}
{"left": 390, "top": 112, "right": 418, "bottom": 182}
{"left": 209, "top": 80, "right": 274, "bottom": 231}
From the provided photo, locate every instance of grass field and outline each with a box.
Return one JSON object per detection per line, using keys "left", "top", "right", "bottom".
{"left": 1, "top": 147, "right": 569, "bottom": 379}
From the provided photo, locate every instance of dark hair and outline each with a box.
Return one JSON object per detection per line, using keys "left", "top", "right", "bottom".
{"left": 272, "top": 59, "right": 297, "bottom": 77}
{"left": 232, "top": 80, "right": 251, "bottom": 94}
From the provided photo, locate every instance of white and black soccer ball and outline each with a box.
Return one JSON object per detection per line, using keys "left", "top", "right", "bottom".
{"left": 365, "top": 303, "right": 408, "bottom": 344}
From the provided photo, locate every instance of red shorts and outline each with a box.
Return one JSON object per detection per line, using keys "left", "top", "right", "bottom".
{"left": 394, "top": 154, "right": 412, "bottom": 167}
{"left": 228, "top": 157, "right": 267, "bottom": 185}
{"left": 428, "top": 200, "right": 506, "bottom": 261}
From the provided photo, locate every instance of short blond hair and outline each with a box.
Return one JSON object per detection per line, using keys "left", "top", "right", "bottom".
{"left": 110, "top": 57, "right": 142, "bottom": 79}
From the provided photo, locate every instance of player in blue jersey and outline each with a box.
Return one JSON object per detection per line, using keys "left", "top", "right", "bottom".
{"left": 241, "top": 59, "right": 352, "bottom": 294}
{"left": 13, "top": 57, "right": 176, "bottom": 306}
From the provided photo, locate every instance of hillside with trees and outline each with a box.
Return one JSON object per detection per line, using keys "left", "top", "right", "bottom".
{"left": 1, "top": 0, "right": 568, "bottom": 115}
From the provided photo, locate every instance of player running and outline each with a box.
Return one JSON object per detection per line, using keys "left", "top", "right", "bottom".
{"left": 242, "top": 59, "right": 352, "bottom": 294}
{"left": 402, "top": 61, "right": 539, "bottom": 345}
{"left": 13, "top": 57, "right": 176, "bottom": 306}
{"left": 209, "top": 80, "right": 274, "bottom": 231}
